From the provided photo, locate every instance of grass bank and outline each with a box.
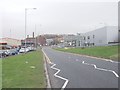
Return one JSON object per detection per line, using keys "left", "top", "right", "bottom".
{"left": 0, "top": 60, "right": 2, "bottom": 89}
{"left": 54, "top": 45, "right": 119, "bottom": 61}
{"left": 2, "top": 50, "right": 46, "bottom": 88}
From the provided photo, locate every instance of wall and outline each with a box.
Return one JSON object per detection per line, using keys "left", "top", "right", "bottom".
{"left": 107, "top": 26, "right": 118, "bottom": 44}
{"left": 2, "top": 38, "right": 21, "bottom": 46}
{"left": 83, "top": 27, "right": 108, "bottom": 46}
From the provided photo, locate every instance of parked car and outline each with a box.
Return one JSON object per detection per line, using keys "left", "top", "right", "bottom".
{"left": 16, "top": 47, "right": 20, "bottom": 52}
{"left": 26, "top": 48, "right": 29, "bottom": 52}
{"left": 19, "top": 48, "right": 25, "bottom": 53}
{"left": 8, "top": 49, "right": 16, "bottom": 55}
{"left": 4, "top": 50, "right": 11, "bottom": 56}
{"left": 27, "top": 47, "right": 32, "bottom": 51}
{"left": 19, "top": 48, "right": 29, "bottom": 53}
{"left": 27, "top": 46, "right": 35, "bottom": 51}
{"left": 0, "top": 50, "right": 6, "bottom": 58}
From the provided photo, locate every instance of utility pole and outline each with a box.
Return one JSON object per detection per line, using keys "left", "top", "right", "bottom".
{"left": 24, "top": 8, "right": 37, "bottom": 53}
{"left": 35, "top": 24, "right": 37, "bottom": 48}
{"left": 10, "top": 29, "right": 12, "bottom": 50}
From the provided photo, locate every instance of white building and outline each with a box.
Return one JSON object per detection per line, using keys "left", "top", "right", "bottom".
{"left": 82, "top": 26, "right": 118, "bottom": 46}
{"left": 63, "top": 26, "right": 119, "bottom": 47}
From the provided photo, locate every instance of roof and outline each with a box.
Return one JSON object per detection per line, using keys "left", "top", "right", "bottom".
{"left": 2, "top": 37, "right": 21, "bottom": 41}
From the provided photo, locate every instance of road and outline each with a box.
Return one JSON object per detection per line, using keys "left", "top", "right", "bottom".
{"left": 42, "top": 47, "right": 119, "bottom": 88}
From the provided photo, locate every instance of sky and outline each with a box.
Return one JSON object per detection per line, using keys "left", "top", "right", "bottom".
{"left": 0, "top": 0, "right": 119, "bottom": 39}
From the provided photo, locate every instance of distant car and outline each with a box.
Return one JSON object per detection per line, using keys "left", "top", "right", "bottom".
{"left": 0, "top": 50, "right": 6, "bottom": 58}
{"left": 19, "top": 48, "right": 29, "bottom": 53}
{"left": 19, "top": 48, "right": 25, "bottom": 53}
{"left": 27, "top": 46, "right": 36, "bottom": 51}
{"left": 9, "top": 49, "right": 17, "bottom": 55}
{"left": 4, "top": 50, "right": 11, "bottom": 56}
{"left": 27, "top": 47, "right": 32, "bottom": 51}
{"left": 16, "top": 47, "right": 20, "bottom": 52}
{"left": 26, "top": 48, "right": 29, "bottom": 52}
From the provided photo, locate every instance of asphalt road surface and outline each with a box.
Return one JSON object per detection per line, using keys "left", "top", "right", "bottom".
{"left": 42, "top": 47, "right": 119, "bottom": 88}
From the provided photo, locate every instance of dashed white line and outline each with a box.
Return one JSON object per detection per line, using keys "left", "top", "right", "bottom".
{"left": 82, "top": 61, "right": 119, "bottom": 78}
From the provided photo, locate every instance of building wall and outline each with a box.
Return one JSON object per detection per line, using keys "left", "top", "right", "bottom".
{"left": 63, "top": 35, "right": 78, "bottom": 47}
{"left": 1, "top": 38, "right": 21, "bottom": 46}
{"left": 63, "top": 26, "right": 118, "bottom": 47}
{"left": 46, "top": 39, "right": 54, "bottom": 46}
{"left": 83, "top": 27, "right": 108, "bottom": 46}
{"left": 107, "top": 26, "right": 118, "bottom": 44}
{"left": 21, "top": 38, "right": 35, "bottom": 46}
{"left": 36, "top": 35, "right": 46, "bottom": 46}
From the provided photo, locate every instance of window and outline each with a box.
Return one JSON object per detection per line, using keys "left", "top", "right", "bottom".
{"left": 88, "top": 36, "right": 90, "bottom": 39}
{"left": 93, "top": 35, "right": 95, "bottom": 38}
{"left": 83, "top": 36, "right": 86, "bottom": 40}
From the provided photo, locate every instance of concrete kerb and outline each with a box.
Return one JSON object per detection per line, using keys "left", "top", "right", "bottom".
{"left": 42, "top": 50, "right": 51, "bottom": 88}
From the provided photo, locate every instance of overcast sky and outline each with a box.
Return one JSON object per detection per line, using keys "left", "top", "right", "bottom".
{"left": 0, "top": 0, "right": 119, "bottom": 39}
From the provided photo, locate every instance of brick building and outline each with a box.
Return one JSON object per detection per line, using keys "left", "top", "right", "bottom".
{"left": 36, "top": 35, "right": 46, "bottom": 46}
{"left": 21, "top": 37, "right": 35, "bottom": 47}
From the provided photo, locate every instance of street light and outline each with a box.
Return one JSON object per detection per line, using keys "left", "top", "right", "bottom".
{"left": 35, "top": 24, "right": 37, "bottom": 48}
{"left": 25, "top": 8, "right": 37, "bottom": 53}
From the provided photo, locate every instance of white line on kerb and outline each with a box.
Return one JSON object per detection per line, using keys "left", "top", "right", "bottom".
{"left": 102, "top": 59, "right": 119, "bottom": 63}
{"left": 42, "top": 49, "right": 52, "bottom": 64}
{"left": 42, "top": 49, "right": 69, "bottom": 89}
{"left": 82, "top": 61, "right": 119, "bottom": 78}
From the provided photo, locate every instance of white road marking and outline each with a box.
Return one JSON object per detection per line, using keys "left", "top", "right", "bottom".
{"left": 42, "top": 49, "right": 52, "bottom": 64}
{"left": 101, "top": 59, "right": 119, "bottom": 63}
{"left": 42, "top": 48, "right": 69, "bottom": 89}
{"left": 51, "top": 63, "right": 69, "bottom": 89}
{"left": 82, "top": 61, "right": 119, "bottom": 78}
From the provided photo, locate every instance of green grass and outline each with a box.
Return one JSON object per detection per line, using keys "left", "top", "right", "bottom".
{"left": 54, "top": 45, "right": 119, "bottom": 61}
{"left": 0, "top": 59, "right": 2, "bottom": 89}
{"left": 2, "top": 50, "right": 46, "bottom": 88}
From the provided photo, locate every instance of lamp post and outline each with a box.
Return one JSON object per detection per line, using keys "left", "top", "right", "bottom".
{"left": 35, "top": 24, "right": 37, "bottom": 48}
{"left": 25, "top": 8, "right": 37, "bottom": 53}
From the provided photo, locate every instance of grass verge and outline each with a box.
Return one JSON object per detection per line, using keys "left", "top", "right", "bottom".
{"left": 2, "top": 50, "right": 46, "bottom": 88}
{"left": 54, "top": 45, "right": 119, "bottom": 61}
{"left": 0, "top": 59, "right": 2, "bottom": 89}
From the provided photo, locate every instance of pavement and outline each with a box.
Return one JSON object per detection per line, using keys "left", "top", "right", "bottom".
{"left": 42, "top": 47, "right": 119, "bottom": 88}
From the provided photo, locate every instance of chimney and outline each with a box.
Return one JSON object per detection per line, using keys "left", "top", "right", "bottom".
{"left": 33, "top": 32, "right": 34, "bottom": 38}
